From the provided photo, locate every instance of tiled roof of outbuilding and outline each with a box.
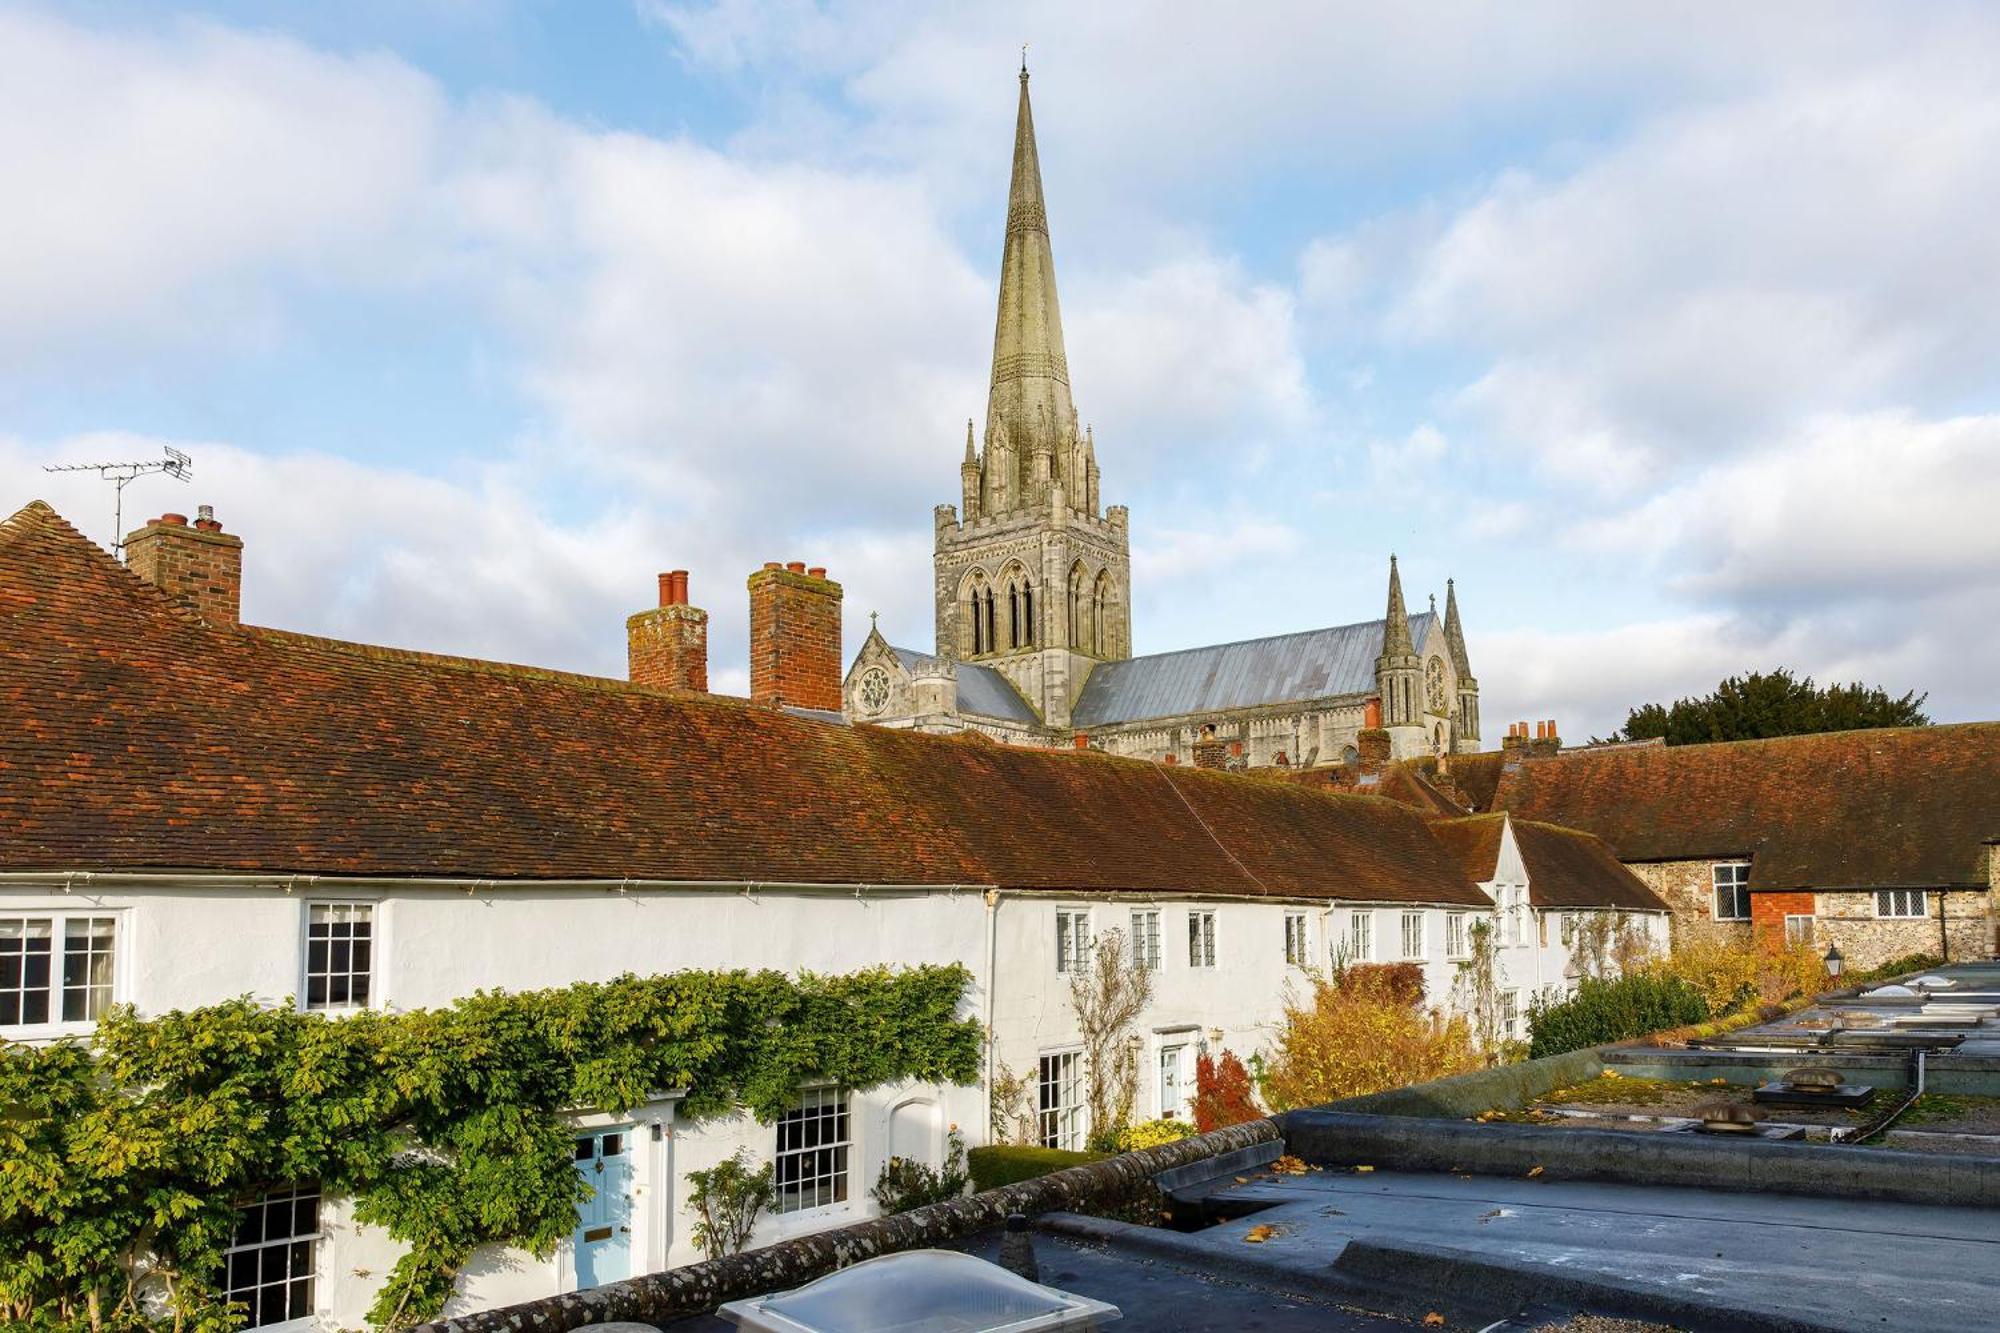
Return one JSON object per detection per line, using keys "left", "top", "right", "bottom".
{"left": 1494, "top": 726, "right": 2000, "bottom": 891}
{"left": 1429, "top": 814, "right": 1670, "bottom": 912}
{"left": 0, "top": 502, "right": 1486, "bottom": 905}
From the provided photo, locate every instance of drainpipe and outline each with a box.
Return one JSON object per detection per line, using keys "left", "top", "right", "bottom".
{"left": 984, "top": 888, "right": 1001, "bottom": 1144}
{"left": 1937, "top": 893, "right": 1950, "bottom": 962}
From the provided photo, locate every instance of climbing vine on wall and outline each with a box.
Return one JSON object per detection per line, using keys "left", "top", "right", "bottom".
{"left": 0, "top": 965, "right": 980, "bottom": 1333}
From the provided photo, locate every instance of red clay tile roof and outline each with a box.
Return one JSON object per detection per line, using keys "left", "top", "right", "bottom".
{"left": 1429, "top": 814, "right": 1669, "bottom": 912}
{"left": 0, "top": 502, "right": 1486, "bottom": 905}
{"left": 1494, "top": 726, "right": 2000, "bottom": 891}
{"left": 1441, "top": 751, "right": 1505, "bottom": 812}
{"left": 1427, "top": 815, "right": 1504, "bottom": 885}
{"left": 1510, "top": 820, "right": 1670, "bottom": 911}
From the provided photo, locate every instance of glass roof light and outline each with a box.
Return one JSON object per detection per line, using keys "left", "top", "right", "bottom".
{"left": 717, "top": 1248, "right": 1122, "bottom": 1333}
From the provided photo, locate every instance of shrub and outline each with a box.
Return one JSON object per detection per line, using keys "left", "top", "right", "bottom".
{"left": 1192, "top": 1049, "right": 1262, "bottom": 1132}
{"left": 967, "top": 1145, "right": 1110, "bottom": 1192}
{"left": 1118, "top": 1117, "right": 1196, "bottom": 1151}
{"left": 686, "top": 1149, "right": 775, "bottom": 1261}
{"left": 1260, "top": 970, "right": 1479, "bottom": 1110}
{"left": 1849, "top": 951, "right": 1943, "bottom": 985}
{"left": 1659, "top": 925, "right": 1827, "bottom": 1015}
{"left": 871, "top": 1128, "right": 970, "bottom": 1215}
{"left": 1526, "top": 973, "right": 1709, "bottom": 1058}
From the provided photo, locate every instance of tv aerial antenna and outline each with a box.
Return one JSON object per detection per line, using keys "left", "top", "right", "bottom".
{"left": 43, "top": 445, "right": 193, "bottom": 560}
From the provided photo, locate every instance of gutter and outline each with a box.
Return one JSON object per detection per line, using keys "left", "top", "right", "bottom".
{"left": 0, "top": 871, "right": 988, "bottom": 897}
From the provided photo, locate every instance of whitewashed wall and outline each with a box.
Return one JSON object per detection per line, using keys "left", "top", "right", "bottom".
{"left": 3, "top": 874, "right": 1584, "bottom": 1326}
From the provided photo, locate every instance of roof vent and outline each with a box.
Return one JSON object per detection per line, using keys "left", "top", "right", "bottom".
{"left": 718, "top": 1248, "right": 1120, "bottom": 1332}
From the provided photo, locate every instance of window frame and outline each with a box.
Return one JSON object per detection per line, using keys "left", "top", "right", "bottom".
{"left": 1711, "top": 862, "right": 1751, "bottom": 921}
{"left": 1400, "top": 910, "right": 1426, "bottom": 961}
{"left": 1187, "top": 910, "right": 1217, "bottom": 969}
{"left": 300, "top": 900, "right": 377, "bottom": 1013}
{"left": 1500, "top": 989, "right": 1522, "bottom": 1041}
{"left": 1874, "top": 889, "right": 1928, "bottom": 919}
{"left": 1445, "top": 911, "right": 1469, "bottom": 961}
{"left": 0, "top": 909, "right": 122, "bottom": 1036}
{"left": 772, "top": 1085, "right": 852, "bottom": 1216}
{"left": 1784, "top": 913, "right": 1815, "bottom": 946}
{"left": 1283, "top": 912, "right": 1309, "bottom": 967}
{"left": 1129, "top": 909, "right": 1161, "bottom": 972}
{"left": 1037, "top": 1050, "right": 1085, "bottom": 1151}
{"left": 1348, "top": 910, "right": 1373, "bottom": 963}
{"left": 1054, "top": 908, "right": 1092, "bottom": 974}
{"left": 221, "top": 1187, "right": 322, "bottom": 1331}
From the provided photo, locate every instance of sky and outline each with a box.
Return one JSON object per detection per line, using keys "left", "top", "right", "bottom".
{"left": 3, "top": 1, "right": 1997, "bottom": 741}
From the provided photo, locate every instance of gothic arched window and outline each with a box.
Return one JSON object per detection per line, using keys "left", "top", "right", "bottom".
{"left": 963, "top": 571, "right": 991, "bottom": 656}
{"left": 1091, "top": 571, "right": 1111, "bottom": 657}
{"left": 1067, "top": 562, "right": 1086, "bottom": 648}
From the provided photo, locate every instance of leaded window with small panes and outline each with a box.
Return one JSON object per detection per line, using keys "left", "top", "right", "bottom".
{"left": 1283, "top": 913, "right": 1308, "bottom": 967}
{"left": 1130, "top": 909, "right": 1161, "bottom": 971}
{"left": 1188, "top": 910, "right": 1217, "bottom": 968}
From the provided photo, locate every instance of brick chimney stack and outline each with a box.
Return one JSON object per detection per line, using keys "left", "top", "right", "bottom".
{"left": 748, "top": 561, "right": 842, "bottom": 711}
{"left": 628, "top": 569, "right": 708, "bottom": 692}
{"left": 124, "top": 504, "right": 243, "bottom": 625}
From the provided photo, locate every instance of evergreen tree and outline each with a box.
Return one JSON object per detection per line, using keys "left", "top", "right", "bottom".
{"left": 1602, "top": 669, "right": 1927, "bottom": 745}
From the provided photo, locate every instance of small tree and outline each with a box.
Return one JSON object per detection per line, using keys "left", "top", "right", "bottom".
{"left": 1191, "top": 1049, "right": 1261, "bottom": 1132}
{"left": 1262, "top": 967, "right": 1479, "bottom": 1109}
{"left": 1069, "top": 927, "right": 1153, "bottom": 1151}
{"left": 685, "top": 1150, "right": 774, "bottom": 1261}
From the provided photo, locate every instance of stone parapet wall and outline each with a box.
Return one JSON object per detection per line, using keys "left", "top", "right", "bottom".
{"left": 412, "top": 1118, "right": 1279, "bottom": 1333}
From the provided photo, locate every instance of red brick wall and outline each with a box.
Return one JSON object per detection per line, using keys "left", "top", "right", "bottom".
{"left": 748, "top": 563, "right": 842, "bottom": 711}
{"left": 628, "top": 607, "right": 708, "bottom": 692}
{"left": 123, "top": 512, "right": 242, "bottom": 625}
{"left": 1751, "top": 890, "right": 1815, "bottom": 948}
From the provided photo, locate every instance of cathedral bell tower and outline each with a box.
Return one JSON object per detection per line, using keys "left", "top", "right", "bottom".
{"left": 932, "top": 65, "right": 1132, "bottom": 729}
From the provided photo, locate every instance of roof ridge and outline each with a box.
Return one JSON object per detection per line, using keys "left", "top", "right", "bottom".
{"left": 3, "top": 498, "right": 210, "bottom": 626}
{"left": 246, "top": 625, "right": 797, "bottom": 712}
{"left": 1087, "top": 610, "right": 1435, "bottom": 674}
{"left": 1556, "top": 721, "right": 1988, "bottom": 761}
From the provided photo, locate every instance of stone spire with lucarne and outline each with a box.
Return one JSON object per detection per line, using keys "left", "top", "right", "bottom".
{"left": 981, "top": 63, "right": 1084, "bottom": 514}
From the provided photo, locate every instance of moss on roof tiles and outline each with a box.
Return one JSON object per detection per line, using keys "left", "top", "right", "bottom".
{"left": 0, "top": 501, "right": 1486, "bottom": 906}
{"left": 1496, "top": 727, "right": 2000, "bottom": 891}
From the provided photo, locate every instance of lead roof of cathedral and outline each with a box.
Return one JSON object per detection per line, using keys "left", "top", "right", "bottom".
{"left": 1070, "top": 611, "right": 1437, "bottom": 729}
{"left": 888, "top": 646, "right": 1039, "bottom": 723}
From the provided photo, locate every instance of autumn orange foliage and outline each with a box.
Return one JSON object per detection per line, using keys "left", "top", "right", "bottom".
{"left": 1260, "top": 964, "right": 1480, "bottom": 1110}
{"left": 1192, "top": 1048, "right": 1262, "bottom": 1132}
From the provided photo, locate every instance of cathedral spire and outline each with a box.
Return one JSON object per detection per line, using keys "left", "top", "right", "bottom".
{"left": 1382, "top": 554, "right": 1414, "bottom": 657}
{"left": 1443, "top": 577, "right": 1472, "bottom": 676}
{"left": 986, "top": 64, "right": 1077, "bottom": 508}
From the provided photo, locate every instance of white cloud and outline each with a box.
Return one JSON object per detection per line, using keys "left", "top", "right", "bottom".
{"left": 1582, "top": 410, "right": 2000, "bottom": 603}
{"left": 1066, "top": 254, "right": 1312, "bottom": 486}
{"left": 0, "top": 10, "right": 444, "bottom": 354}
{"left": 1387, "top": 51, "right": 2000, "bottom": 484}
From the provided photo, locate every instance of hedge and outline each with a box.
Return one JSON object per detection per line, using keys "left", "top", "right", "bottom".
{"left": 1527, "top": 972, "right": 1709, "bottom": 1058}
{"left": 968, "top": 1145, "right": 1110, "bottom": 1192}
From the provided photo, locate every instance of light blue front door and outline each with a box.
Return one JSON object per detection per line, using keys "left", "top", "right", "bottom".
{"left": 572, "top": 1128, "right": 635, "bottom": 1288}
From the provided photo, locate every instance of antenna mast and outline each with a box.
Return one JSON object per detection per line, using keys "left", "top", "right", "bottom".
{"left": 43, "top": 445, "right": 193, "bottom": 560}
